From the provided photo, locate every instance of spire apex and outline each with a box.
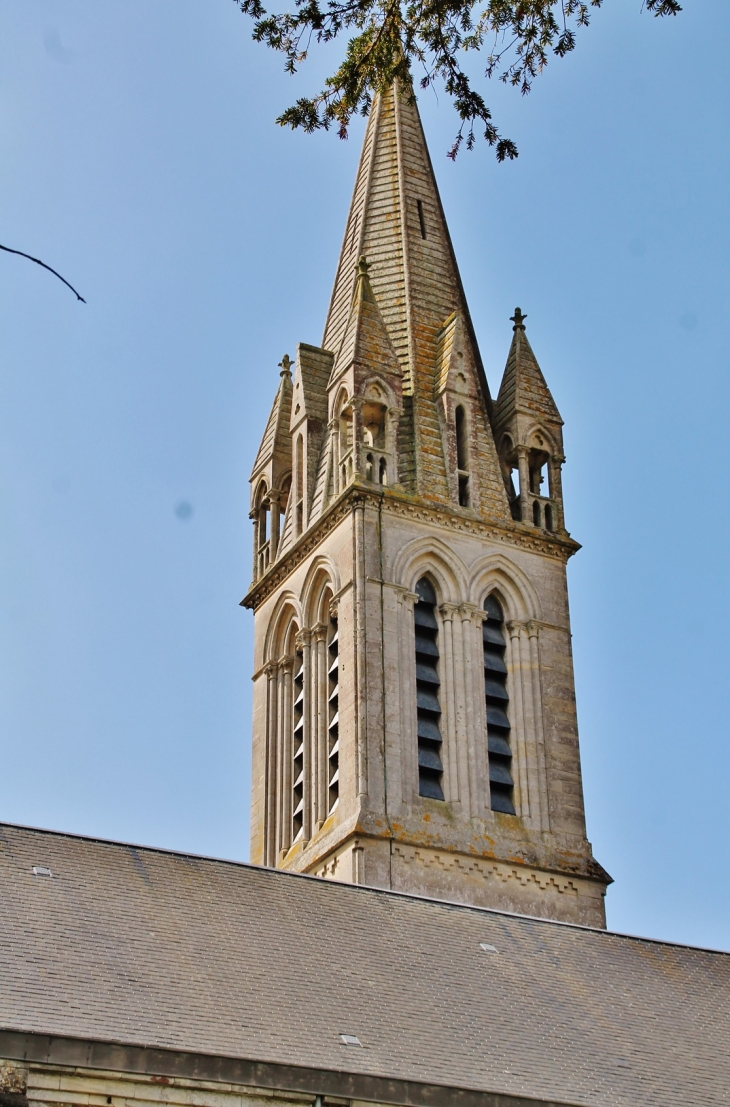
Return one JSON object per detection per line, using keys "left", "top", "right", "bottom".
{"left": 278, "top": 353, "right": 293, "bottom": 377}
{"left": 510, "top": 307, "right": 527, "bottom": 331}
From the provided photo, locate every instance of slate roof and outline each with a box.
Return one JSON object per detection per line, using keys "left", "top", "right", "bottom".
{"left": 0, "top": 823, "right": 727, "bottom": 1107}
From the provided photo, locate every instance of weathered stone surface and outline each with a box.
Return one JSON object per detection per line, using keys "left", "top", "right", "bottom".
{"left": 244, "top": 83, "right": 608, "bottom": 926}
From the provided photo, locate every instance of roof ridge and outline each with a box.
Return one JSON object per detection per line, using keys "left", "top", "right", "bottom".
{"left": 2, "top": 821, "right": 726, "bottom": 956}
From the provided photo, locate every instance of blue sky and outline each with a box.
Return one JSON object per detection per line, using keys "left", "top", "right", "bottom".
{"left": 0, "top": 0, "right": 728, "bottom": 949}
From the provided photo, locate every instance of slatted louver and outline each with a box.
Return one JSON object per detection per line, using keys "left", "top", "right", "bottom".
{"left": 414, "top": 578, "right": 444, "bottom": 800}
{"left": 483, "top": 595, "right": 515, "bottom": 814}
{"left": 292, "top": 648, "right": 305, "bottom": 841}
{"left": 327, "top": 617, "right": 340, "bottom": 814}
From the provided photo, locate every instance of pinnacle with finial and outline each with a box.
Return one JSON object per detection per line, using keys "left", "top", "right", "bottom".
{"left": 511, "top": 307, "right": 527, "bottom": 331}
{"left": 278, "top": 353, "right": 293, "bottom": 376}
{"left": 357, "top": 255, "right": 370, "bottom": 277}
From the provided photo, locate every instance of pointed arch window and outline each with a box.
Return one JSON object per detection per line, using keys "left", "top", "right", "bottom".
{"left": 414, "top": 578, "right": 444, "bottom": 800}
{"left": 254, "top": 481, "right": 270, "bottom": 578}
{"left": 483, "top": 595, "right": 515, "bottom": 814}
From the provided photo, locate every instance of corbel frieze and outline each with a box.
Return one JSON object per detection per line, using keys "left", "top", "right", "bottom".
{"left": 242, "top": 483, "right": 578, "bottom": 612}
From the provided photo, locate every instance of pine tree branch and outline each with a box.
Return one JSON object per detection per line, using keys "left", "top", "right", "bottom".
{"left": 236, "top": 0, "right": 682, "bottom": 157}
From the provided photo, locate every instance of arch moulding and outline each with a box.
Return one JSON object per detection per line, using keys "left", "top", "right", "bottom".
{"left": 300, "top": 554, "right": 341, "bottom": 625}
{"left": 263, "top": 590, "right": 303, "bottom": 662}
{"left": 467, "top": 552, "right": 543, "bottom": 623}
{"left": 390, "top": 535, "right": 468, "bottom": 603}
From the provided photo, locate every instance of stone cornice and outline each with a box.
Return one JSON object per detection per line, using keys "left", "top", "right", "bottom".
{"left": 0, "top": 1030, "right": 579, "bottom": 1107}
{"left": 241, "top": 483, "right": 580, "bottom": 612}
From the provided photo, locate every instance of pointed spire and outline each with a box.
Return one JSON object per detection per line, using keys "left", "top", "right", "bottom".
{"left": 494, "top": 309, "right": 563, "bottom": 431}
{"left": 323, "top": 83, "right": 488, "bottom": 397}
{"left": 250, "top": 355, "right": 294, "bottom": 479}
{"left": 321, "top": 81, "right": 495, "bottom": 500}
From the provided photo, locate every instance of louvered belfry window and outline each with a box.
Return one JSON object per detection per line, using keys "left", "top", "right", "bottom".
{"left": 327, "top": 616, "right": 340, "bottom": 814}
{"left": 292, "top": 647, "right": 305, "bottom": 841}
{"left": 483, "top": 595, "right": 515, "bottom": 814}
{"left": 414, "top": 578, "right": 444, "bottom": 800}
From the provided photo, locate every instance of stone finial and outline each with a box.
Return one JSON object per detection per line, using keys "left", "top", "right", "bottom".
{"left": 357, "top": 255, "right": 371, "bottom": 277}
{"left": 278, "top": 353, "right": 293, "bottom": 376}
{"left": 511, "top": 307, "right": 527, "bottom": 331}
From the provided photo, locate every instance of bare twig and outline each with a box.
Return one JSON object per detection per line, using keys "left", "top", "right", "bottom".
{"left": 0, "top": 243, "right": 86, "bottom": 303}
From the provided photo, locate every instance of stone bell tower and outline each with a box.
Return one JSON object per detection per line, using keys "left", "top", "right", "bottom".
{"left": 243, "top": 82, "right": 610, "bottom": 927}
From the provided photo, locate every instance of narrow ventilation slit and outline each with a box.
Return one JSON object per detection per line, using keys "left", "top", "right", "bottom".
{"left": 455, "top": 405, "right": 470, "bottom": 507}
{"left": 327, "top": 617, "right": 340, "bottom": 814}
{"left": 292, "top": 648, "right": 305, "bottom": 840}
{"left": 414, "top": 578, "right": 444, "bottom": 800}
{"left": 417, "top": 199, "right": 427, "bottom": 240}
{"left": 483, "top": 595, "right": 515, "bottom": 815}
{"left": 295, "top": 434, "right": 304, "bottom": 537}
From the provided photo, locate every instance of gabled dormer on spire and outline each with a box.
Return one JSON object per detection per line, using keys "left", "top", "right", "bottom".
{"left": 493, "top": 309, "right": 566, "bottom": 533}
{"left": 282, "top": 343, "right": 333, "bottom": 550}
{"left": 320, "top": 255, "right": 403, "bottom": 499}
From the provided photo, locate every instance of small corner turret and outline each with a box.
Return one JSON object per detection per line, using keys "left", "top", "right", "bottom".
{"left": 249, "top": 354, "right": 294, "bottom": 581}
{"left": 493, "top": 309, "right": 566, "bottom": 534}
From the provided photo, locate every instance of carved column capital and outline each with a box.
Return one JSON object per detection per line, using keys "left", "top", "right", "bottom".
{"left": 263, "top": 660, "right": 279, "bottom": 677}
{"left": 278, "top": 656, "right": 294, "bottom": 673}
{"left": 439, "top": 602, "right": 460, "bottom": 621}
{"left": 396, "top": 588, "right": 420, "bottom": 610}
{"left": 295, "top": 628, "right": 312, "bottom": 650}
{"left": 526, "top": 619, "right": 541, "bottom": 639}
{"left": 506, "top": 620, "right": 529, "bottom": 639}
{"left": 311, "top": 621, "right": 328, "bottom": 643}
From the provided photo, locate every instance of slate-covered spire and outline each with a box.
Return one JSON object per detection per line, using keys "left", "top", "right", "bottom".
{"left": 250, "top": 355, "right": 294, "bottom": 481}
{"left": 493, "top": 308, "right": 563, "bottom": 430}
{"left": 493, "top": 310, "right": 566, "bottom": 532}
{"left": 321, "top": 81, "right": 507, "bottom": 512}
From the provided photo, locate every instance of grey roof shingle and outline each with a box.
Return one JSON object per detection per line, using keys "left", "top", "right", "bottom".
{"left": 0, "top": 824, "right": 727, "bottom": 1107}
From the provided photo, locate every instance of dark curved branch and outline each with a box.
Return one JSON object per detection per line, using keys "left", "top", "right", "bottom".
{"left": 0, "top": 243, "right": 86, "bottom": 303}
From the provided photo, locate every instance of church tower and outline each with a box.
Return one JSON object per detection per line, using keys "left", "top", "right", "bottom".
{"left": 243, "top": 83, "right": 609, "bottom": 927}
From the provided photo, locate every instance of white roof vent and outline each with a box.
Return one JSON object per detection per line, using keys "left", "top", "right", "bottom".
{"left": 339, "top": 1034, "right": 362, "bottom": 1047}
{"left": 32, "top": 866, "right": 53, "bottom": 877}
{"left": 479, "top": 942, "right": 498, "bottom": 953}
